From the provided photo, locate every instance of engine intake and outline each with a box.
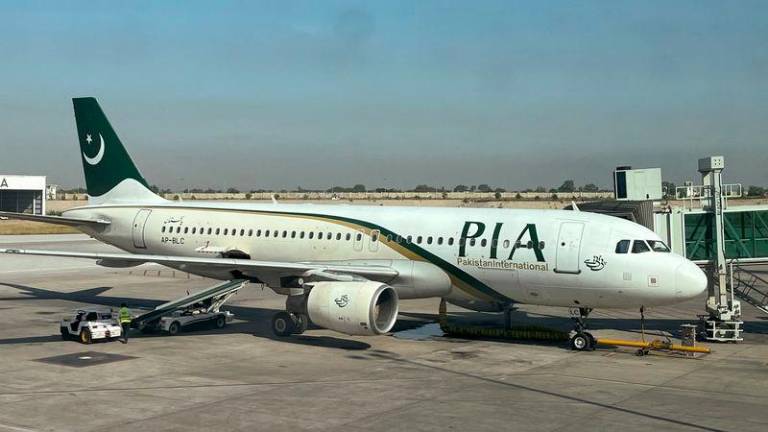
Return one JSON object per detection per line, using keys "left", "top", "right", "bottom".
{"left": 307, "top": 281, "right": 399, "bottom": 336}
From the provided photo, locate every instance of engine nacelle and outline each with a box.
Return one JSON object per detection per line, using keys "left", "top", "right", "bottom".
{"left": 307, "top": 281, "right": 399, "bottom": 336}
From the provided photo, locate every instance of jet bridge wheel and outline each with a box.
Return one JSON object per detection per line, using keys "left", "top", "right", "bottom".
{"left": 272, "top": 312, "right": 296, "bottom": 337}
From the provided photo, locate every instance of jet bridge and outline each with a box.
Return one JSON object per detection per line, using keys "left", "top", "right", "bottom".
{"left": 131, "top": 279, "right": 248, "bottom": 330}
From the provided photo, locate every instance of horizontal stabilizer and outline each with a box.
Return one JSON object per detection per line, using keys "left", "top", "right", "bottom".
{"left": 0, "top": 211, "right": 110, "bottom": 227}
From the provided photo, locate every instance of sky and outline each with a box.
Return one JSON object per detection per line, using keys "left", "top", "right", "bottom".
{"left": 0, "top": 0, "right": 767, "bottom": 191}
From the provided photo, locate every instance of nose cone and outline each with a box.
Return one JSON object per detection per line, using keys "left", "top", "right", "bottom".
{"left": 675, "top": 261, "right": 708, "bottom": 300}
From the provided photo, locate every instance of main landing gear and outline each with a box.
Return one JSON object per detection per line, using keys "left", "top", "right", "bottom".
{"left": 270, "top": 294, "right": 310, "bottom": 337}
{"left": 569, "top": 307, "right": 596, "bottom": 351}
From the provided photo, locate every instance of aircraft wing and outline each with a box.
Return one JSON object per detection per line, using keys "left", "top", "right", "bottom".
{"left": 0, "top": 248, "right": 399, "bottom": 281}
{"left": 0, "top": 211, "right": 110, "bottom": 227}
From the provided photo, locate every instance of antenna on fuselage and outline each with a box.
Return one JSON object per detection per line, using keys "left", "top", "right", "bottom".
{"left": 571, "top": 201, "right": 580, "bottom": 211}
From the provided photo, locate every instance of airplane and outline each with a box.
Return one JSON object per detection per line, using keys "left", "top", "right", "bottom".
{"left": 0, "top": 97, "right": 708, "bottom": 350}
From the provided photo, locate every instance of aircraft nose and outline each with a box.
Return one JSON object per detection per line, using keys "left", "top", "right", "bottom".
{"left": 675, "top": 260, "right": 708, "bottom": 299}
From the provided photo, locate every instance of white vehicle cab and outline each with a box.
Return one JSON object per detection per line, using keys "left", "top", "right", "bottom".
{"left": 60, "top": 308, "right": 122, "bottom": 344}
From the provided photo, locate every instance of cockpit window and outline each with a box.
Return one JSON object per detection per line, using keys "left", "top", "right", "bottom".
{"left": 647, "top": 240, "right": 670, "bottom": 252}
{"left": 615, "top": 240, "right": 630, "bottom": 254}
{"left": 632, "top": 240, "right": 650, "bottom": 253}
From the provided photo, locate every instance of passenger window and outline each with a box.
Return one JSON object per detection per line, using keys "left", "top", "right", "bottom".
{"left": 503, "top": 239, "right": 510, "bottom": 248}
{"left": 416, "top": 236, "right": 422, "bottom": 244}
{"left": 539, "top": 241, "right": 546, "bottom": 249}
{"left": 176, "top": 226, "right": 181, "bottom": 234}
{"left": 632, "top": 240, "right": 650, "bottom": 253}
{"left": 192, "top": 227, "right": 196, "bottom": 234}
{"left": 386, "top": 234, "right": 392, "bottom": 242}
{"left": 223, "top": 228, "right": 228, "bottom": 235}
{"left": 336, "top": 233, "right": 341, "bottom": 240}
{"left": 248, "top": 229, "right": 253, "bottom": 237}
{"left": 470, "top": 238, "right": 476, "bottom": 246}
{"left": 327, "top": 232, "right": 332, "bottom": 240}
{"left": 437, "top": 237, "right": 443, "bottom": 245}
{"left": 309, "top": 232, "right": 314, "bottom": 239}
{"left": 372, "top": 233, "right": 379, "bottom": 242}
{"left": 345, "top": 233, "right": 351, "bottom": 241}
{"left": 481, "top": 239, "right": 487, "bottom": 247}
{"left": 161, "top": 226, "right": 166, "bottom": 233}
{"left": 407, "top": 235, "right": 412, "bottom": 244}
{"left": 615, "top": 240, "right": 630, "bottom": 254}
{"left": 317, "top": 232, "right": 323, "bottom": 240}
{"left": 240, "top": 229, "right": 245, "bottom": 236}
{"left": 274, "top": 230, "right": 279, "bottom": 238}
{"left": 291, "top": 231, "right": 296, "bottom": 238}
{"left": 357, "top": 233, "right": 362, "bottom": 241}
{"left": 232, "top": 229, "right": 237, "bottom": 236}
{"left": 448, "top": 238, "right": 454, "bottom": 246}
{"left": 215, "top": 228, "right": 220, "bottom": 235}
{"left": 208, "top": 228, "right": 213, "bottom": 235}
{"left": 256, "top": 229, "right": 261, "bottom": 237}
{"left": 647, "top": 240, "right": 670, "bottom": 252}
{"left": 300, "top": 232, "right": 305, "bottom": 239}
{"left": 427, "top": 236, "right": 433, "bottom": 245}
{"left": 282, "top": 231, "right": 287, "bottom": 238}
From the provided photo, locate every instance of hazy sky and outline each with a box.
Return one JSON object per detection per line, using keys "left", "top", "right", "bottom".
{"left": 1, "top": 1, "right": 767, "bottom": 190}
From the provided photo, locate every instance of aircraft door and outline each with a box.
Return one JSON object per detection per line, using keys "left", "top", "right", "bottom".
{"left": 132, "top": 209, "right": 152, "bottom": 249}
{"left": 554, "top": 222, "right": 584, "bottom": 274}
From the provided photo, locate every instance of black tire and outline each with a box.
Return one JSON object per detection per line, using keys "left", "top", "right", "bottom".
{"left": 292, "top": 314, "right": 309, "bottom": 335}
{"left": 215, "top": 315, "right": 226, "bottom": 329}
{"left": 271, "top": 312, "right": 295, "bottom": 337}
{"left": 168, "top": 321, "right": 181, "bottom": 336}
{"left": 569, "top": 332, "right": 591, "bottom": 351}
{"left": 79, "top": 329, "right": 92, "bottom": 345}
{"left": 60, "top": 327, "right": 69, "bottom": 340}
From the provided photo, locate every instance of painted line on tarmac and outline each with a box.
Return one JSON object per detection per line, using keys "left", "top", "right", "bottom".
{"left": 0, "top": 423, "right": 40, "bottom": 432}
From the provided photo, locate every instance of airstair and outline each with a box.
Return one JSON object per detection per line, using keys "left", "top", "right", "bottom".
{"left": 132, "top": 279, "right": 248, "bottom": 329}
{"left": 732, "top": 265, "right": 768, "bottom": 315}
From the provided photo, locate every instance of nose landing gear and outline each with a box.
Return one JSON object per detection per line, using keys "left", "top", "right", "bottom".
{"left": 569, "top": 307, "right": 596, "bottom": 351}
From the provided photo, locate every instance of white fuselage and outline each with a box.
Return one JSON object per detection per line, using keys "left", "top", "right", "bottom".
{"left": 64, "top": 201, "right": 706, "bottom": 311}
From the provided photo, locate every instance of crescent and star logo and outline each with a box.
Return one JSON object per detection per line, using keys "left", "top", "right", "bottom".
{"left": 83, "top": 133, "right": 105, "bottom": 165}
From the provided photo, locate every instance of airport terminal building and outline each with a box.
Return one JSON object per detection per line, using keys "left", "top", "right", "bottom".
{"left": 0, "top": 175, "right": 46, "bottom": 215}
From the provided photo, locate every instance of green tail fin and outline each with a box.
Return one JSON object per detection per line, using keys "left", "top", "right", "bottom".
{"left": 73, "top": 97, "right": 152, "bottom": 199}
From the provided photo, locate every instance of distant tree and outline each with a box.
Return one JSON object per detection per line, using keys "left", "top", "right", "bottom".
{"left": 149, "top": 185, "right": 160, "bottom": 194}
{"left": 442, "top": 192, "right": 448, "bottom": 199}
{"left": 535, "top": 186, "right": 546, "bottom": 193}
{"left": 548, "top": 188, "right": 557, "bottom": 193}
{"left": 557, "top": 180, "right": 575, "bottom": 193}
{"left": 352, "top": 184, "right": 366, "bottom": 192}
{"left": 477, "top": 184, "right": 492, "bottom": 192}
{"left": 413, "top": 184, "right": 435, "bottom": 192}
{"left": 245, "top": 193, "right": 252, "bottom": 200}
{"left": 494, "top": 191, "right": 502, "bottom": 200}
{"left": 747, "top": 185, "right": 765, "bottom": 197}
{"left": 582, "top": 183, "right": 599, "bottom": 192}
{"left": 515, "top": 192, "right": 523, "bottom": 200}
{"left": 551, "top": 193, "right": 559, "bottom": 200}
{"left": 226, "top": 187, "right": 240, "bottom": 194}
{"left": 453, "top": 185, "right": 469, "bottom": 192}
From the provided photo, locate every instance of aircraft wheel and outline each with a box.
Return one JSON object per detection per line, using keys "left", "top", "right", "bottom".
{"left": 215, "top": 316, "right": 226, "bottom": 329}
{"left": 79, "top": 329, "right": 92, "bottom": 345}
{"left": 272, "top": 312, "right": 295, "bottom": 337}
{"left": 570, "top": 332, "right": 592, "bottom": 351}
{"left": 292, "top": 313, "right": 309, "bottom": 335}
{"left": 168, "top": 321, "right": 181, "bottom": 336}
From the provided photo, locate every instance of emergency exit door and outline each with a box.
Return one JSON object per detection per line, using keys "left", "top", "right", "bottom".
{"left": 554, "top": 222, "right": 584, "bottom": 274}
{"left": 132, "top": 209, "right": 152, "bottom": 249}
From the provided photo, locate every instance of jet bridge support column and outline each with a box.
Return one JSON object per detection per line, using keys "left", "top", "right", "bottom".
{"left": 698, "top": 156, "right": 743, "bottom": 342}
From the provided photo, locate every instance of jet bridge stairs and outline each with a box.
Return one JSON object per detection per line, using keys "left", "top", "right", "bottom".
{"left": 732, "top": 265, "right": 768, "bottom": 315}
{"left": 131, "top": 279, "right": 248, "bottom": 330}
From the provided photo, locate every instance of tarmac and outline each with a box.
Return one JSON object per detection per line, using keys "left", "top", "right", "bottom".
{"left": 0, "top": 234, "right": 767, "bottom": 432}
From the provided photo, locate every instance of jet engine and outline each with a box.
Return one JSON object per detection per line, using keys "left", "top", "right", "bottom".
{"left": 307, "top": 281, "right": 399, "bottom": 336}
